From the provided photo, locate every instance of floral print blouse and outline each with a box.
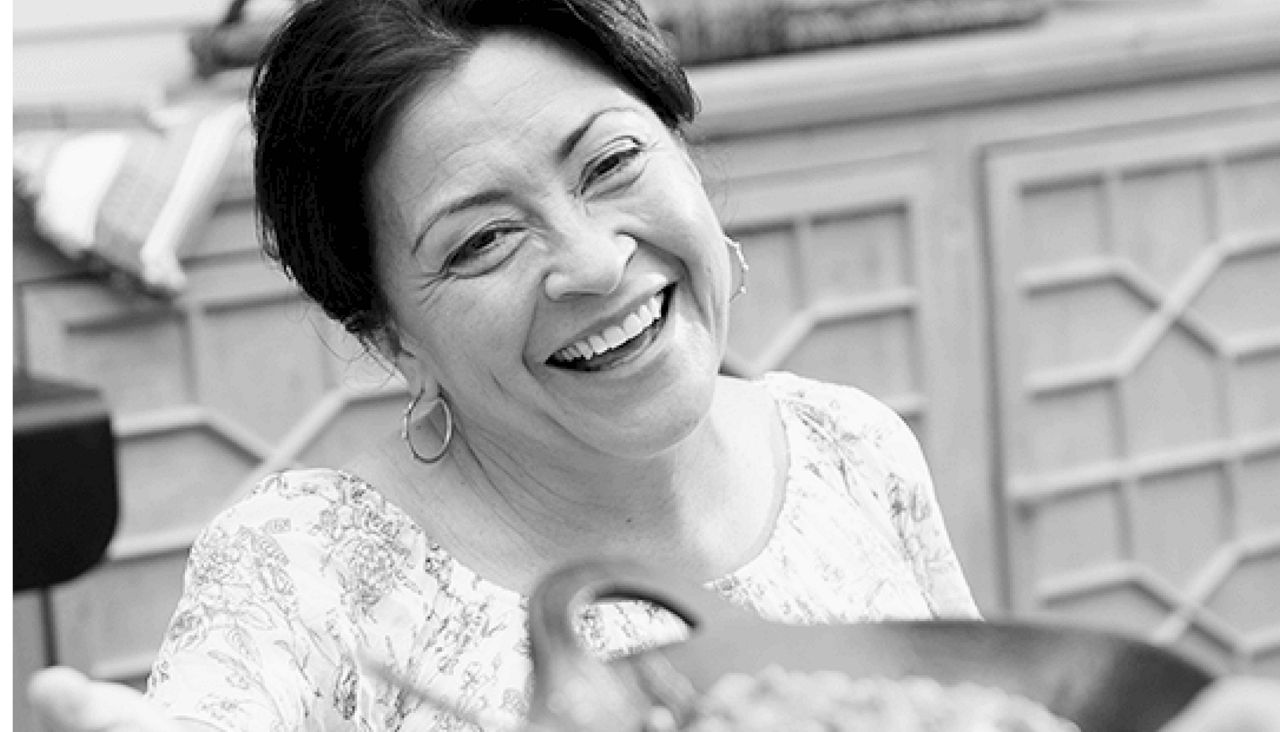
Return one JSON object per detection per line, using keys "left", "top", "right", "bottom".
{"left": 147, "top": 372, "right": 979, "bottom": 731}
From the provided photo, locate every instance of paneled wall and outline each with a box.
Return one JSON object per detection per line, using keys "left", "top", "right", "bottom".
{"left": 722, "top": 155, "right": 936, "bottom": 425}
{"left": 689, "top": 0, "right": 1280, "bottom": 676}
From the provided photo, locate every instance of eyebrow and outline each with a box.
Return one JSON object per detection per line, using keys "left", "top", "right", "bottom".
{"left": 555, "top": 105, "right": 631, "bottom": 162}
{"left": 412, "top": 189, "right": 508, "bottom": 255}
{"left": 411, "top": 105, "right": 635, "bottom": 255}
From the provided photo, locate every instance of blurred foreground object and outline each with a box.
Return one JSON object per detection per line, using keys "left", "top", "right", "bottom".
{"left": 643, "top": 0, "right": 1052, "bottom": 65}
{"left": 522, "top": 560, "right": 1213, "bottom": 732}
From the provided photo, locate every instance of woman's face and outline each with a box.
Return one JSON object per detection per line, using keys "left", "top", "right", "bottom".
{"left": 369, "top": 32, "right": 732, "bottom": 461}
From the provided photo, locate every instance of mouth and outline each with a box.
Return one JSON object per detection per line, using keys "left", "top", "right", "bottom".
{"left": 546, "top": 285, "right": 673, "bottom": 372}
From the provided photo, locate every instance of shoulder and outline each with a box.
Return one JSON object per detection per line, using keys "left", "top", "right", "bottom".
{"left": 208, "top": 467, "right": 411, "bottom": 529}
{"left": 759, "top": 371, "right": 933, "bottom": 500}
{"left": 190, "top": 468, "right": 427, "bottom": 580}
{"left": 761, "top": 371, "right": 913, "bottom": 446}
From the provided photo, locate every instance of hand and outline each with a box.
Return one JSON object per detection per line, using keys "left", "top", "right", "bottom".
{"left": 27, "top": 666, "right": 185, "bottom": 732}
{"left": 1161, "top": 676, "right": 1280, "bottom": 732}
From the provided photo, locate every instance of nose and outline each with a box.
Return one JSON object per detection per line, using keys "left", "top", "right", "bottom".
{"left": 542, "top": 222, "right": 635, "bottom": 301}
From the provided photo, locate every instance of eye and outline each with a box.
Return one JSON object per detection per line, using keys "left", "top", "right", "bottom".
{"left": 579, "top": 137, "right": 648, "bottom": 193}
{"left": 442, "top": 225, "right": 524, "bottom": 278}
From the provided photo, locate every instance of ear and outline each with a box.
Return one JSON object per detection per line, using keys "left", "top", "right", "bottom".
{"left": 376, "top": 323, "right": 439, "bottom": 400}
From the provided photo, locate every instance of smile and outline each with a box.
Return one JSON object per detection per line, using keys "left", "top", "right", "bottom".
{"left": 547, "top": 287, "right": 671, "bottom": 371}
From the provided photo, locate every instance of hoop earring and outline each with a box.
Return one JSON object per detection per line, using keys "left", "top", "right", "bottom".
{"left": 726, "top": 236, "right": 749, "bottom": 301}
{"left": 401, "top": 389, "right": 454, "bottom": 464}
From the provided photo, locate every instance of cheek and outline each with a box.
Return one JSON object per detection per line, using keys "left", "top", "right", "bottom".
{"left": 636, "top": 167, "right": 721, "bottom": 246}
{"left": 419, "top": 282, "right": 536, "bottom": 371}
{"left": 654, "top": 191, "right": 727, "bottom": 285}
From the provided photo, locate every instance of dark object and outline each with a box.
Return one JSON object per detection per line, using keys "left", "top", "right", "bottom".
{"left": 13, "top": 370, "right": 120, "bottom": 592}
{"left": 188, "top": 0, "right": 298, "bottom": 78}
{"left": 527, "top": 560, "right": 1214, "bottom": 732}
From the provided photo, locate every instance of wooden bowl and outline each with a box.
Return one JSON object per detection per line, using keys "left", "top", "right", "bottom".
{"left": 526, "top": 560, "right": 1213, "bottom": 732}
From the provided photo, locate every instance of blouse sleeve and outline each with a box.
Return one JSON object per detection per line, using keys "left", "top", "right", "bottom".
{"left": 866, "top": 396, "right": 981, "bottom": 619}
{"left": 775, "top": 373, "right": 981, "bottom": 620}
{"left": 146, "top": 476, "right": 344, "bottom": 731}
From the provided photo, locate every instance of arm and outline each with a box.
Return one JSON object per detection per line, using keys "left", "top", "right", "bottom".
{"left": 870, "top": 399, "right": 981, "bottom": 619}
{"left": 144, "top": 481, "right": 334, "bottom": 730}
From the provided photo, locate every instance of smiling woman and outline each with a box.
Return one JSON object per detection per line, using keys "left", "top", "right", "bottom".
{"left": 27, "top": 2, "right": 1280, "bottom": 730}
{"left": 370, "top": 32, "right": 733, "bottom": 464}
{"left": 28, "top": 1, "right": 987, "bottom": 731}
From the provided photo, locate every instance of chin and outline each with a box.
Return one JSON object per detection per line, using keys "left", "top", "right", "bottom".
{"left": 586, "top": 376, "right": 717, "bottom": 459}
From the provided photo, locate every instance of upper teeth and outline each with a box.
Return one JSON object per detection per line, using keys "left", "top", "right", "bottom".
{"left": 553, "top": 291, "right": 665, "bottom": 362}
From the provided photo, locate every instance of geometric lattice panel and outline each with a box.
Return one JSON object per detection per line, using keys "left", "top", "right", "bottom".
{"left": 986, "top": 113, "right": 1280, "bottom": 675}
{"left": 721, "top": 161, "right": 934, "bottom": 434}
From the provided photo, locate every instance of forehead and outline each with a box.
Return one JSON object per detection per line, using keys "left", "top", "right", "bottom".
{"left": 380, "top": 33, "right": 644, "bottom": 181}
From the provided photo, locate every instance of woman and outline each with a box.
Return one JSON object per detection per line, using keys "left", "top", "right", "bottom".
{"left": 28, "top": 0, "right": 1278, "bottom": 730}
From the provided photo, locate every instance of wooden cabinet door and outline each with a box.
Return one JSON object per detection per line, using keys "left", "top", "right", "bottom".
{"left": 985, "top": 111, "right": 1280, "bottom": 674}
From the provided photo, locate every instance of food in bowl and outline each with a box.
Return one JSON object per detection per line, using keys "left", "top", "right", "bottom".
{"left": 664, "top": 666, "right": 1081, "bottom": 731}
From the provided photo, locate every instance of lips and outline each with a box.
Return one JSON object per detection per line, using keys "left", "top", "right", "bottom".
{"left": 547, "top": 287, "right": 671, "bottom": 371}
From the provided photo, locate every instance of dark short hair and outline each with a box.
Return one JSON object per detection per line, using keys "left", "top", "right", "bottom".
{"left": 251, "top": 0, "right": 698, "bottom": 342}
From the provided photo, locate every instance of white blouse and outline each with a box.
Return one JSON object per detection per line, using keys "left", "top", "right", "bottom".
{"left": 148, "top": 372, "right": 979, "bottom": 731}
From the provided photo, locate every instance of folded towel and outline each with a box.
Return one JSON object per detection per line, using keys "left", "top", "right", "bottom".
{"left": 14, "top": 101, "right": 249, "bottom": 296}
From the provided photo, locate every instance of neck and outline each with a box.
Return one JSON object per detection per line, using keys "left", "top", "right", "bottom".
{"left": 449, "top": 376, "right": 780, "bottom": 584}
{"left": 455, "top": 388, "right": 735, "bottom": 539}
{"left": 361, "top": 375, "right": 782, "bottom": 593}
